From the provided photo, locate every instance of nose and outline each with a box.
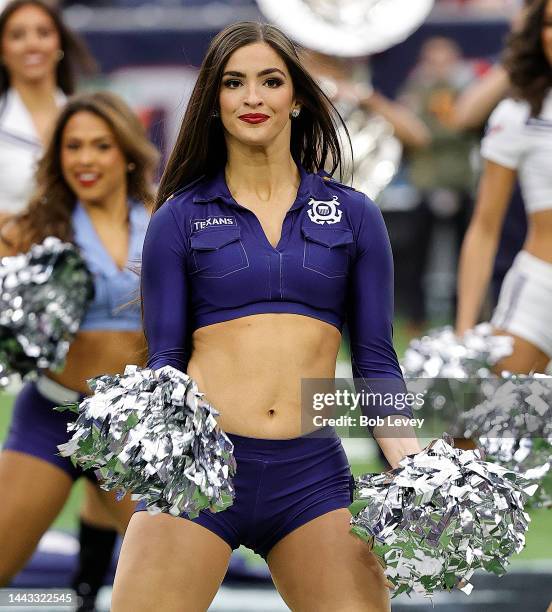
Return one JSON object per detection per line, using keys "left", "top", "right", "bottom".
{"left": 22, "top": 31, "right": 44, "bottom": 51}
{"left": 243, "top": 83, "right": 263, "bottom": 108}
{"left": 76, "top": 147, "right": 95, "bottom": 165}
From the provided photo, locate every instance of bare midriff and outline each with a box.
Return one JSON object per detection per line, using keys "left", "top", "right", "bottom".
{"left": 187, "top": 313, "right": 342, "bottom": 439}
{"left": 46, "top": 330, "right": 146, "bottom": 395}
{"left": 524, "top": 209, "right": 552, "bottom": 263}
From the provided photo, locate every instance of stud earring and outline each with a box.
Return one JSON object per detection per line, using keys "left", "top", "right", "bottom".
{"left": 127, "top": 162, "right": 136, "bottom": 172}
{"left": 290, "top": 108, "right": 301, "bottom": 119}
{"left": 56, "top": 49, "right": 65, "bottom": 62}
{"left": 212, "top": 109, "right": 220, "bottom": 118}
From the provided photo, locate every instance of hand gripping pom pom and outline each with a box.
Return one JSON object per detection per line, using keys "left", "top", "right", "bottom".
{"left": 0, "top": 237, "right": 94, "bottom": 387}
{"left": 57, "top": 365, "right": 237, "bottom": 518}
{"left": 350, "top": 435, "right": 536, "bottom": 598}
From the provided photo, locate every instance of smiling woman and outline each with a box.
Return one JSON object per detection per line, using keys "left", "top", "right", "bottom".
{"left": 0, "top": 0, "right": 95, "bottom": 215}
{"left": 109, "top": 20, "right": 421, "bottom": 612}
{"left": 0, "top": 92, "right": 158, "bottom": 598}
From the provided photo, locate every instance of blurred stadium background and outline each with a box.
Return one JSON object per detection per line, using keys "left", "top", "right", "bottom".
{"left": 0, "top": 0, "right": 551, "bottom": 610}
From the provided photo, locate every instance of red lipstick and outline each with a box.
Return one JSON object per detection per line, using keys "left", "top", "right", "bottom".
{"left": 239, "top": 113, "right": 269, "bottom": 124}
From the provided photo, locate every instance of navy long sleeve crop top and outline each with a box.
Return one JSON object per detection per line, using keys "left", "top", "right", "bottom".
{"left": 141, "top": 164, "right": 411, "bottom": 419}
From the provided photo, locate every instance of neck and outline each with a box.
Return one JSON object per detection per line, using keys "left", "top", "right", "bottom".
{"left": 12, "top": 75, "right": 58, "bottom": 111}
{"left": 81, "top": 186, "right": 129, "bottom": 226}
{"left": 225, "top": 140, "right": 299, "bottom": 201}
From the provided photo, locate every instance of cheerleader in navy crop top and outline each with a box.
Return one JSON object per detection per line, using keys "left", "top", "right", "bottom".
{"left": 116, "top": 22, "right": 422, "bottom": 612}
{"left": 142, "top": 165, "right": 409, "bottom": 414}
{"left": 0, "top": 92, "right": 159, "bottom": 599}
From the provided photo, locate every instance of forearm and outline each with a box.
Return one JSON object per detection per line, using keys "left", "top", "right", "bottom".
{"left": 451, "top": 64, "right": 510, "bottom": 131}
{"left": 373, "top": 419, "right": 423, "bottom": 469}
{"left": 455, "top": 223, "right": 499, "bottom": 335}
{"left": 361, "top": 90, "right": 431, "bottom": 149}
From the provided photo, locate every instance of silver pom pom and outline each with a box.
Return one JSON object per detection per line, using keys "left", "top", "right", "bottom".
{"left": 0, "top": 237, "right": 93, "bottom": 386}
{"left": 57, "top": 365, "right": 236, "bottom": 518}
{"left": 402, "top": 324, "right": 513, "bottom": 379}
{"left": 400, "top": 324, "right": 514, "bottom": 434}
{"left": 350, "top": 435, "right": 535, "bottom": 597}
{"left": 462, "top": 375, "right": 552, "bottom": 508}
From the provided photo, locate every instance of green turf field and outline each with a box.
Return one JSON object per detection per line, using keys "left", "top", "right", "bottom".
{"left": 1, "top": 386, "right": 551, "bottom": 562}
{"left": 1, "top": 319, "right": 551, "bottom": 563}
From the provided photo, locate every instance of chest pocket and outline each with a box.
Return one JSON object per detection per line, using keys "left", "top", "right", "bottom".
{"left": 190, "top": 228, "right": 249, "bottom": 278}
{"left": 302, "top": 227, "right": 354, "bottom": 278}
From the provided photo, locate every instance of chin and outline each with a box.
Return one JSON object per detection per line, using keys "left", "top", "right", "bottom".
{"left": 236, "top": 129, "right": 278, "bottom": 147}
{"left": 22, "top": 69, "right": 53, "bottom": 83}
{"left": 73, "top": 188, "right": 103, "bottom": 203}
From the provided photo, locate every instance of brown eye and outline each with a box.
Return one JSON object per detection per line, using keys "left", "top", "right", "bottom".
{"left": 7, "top": 28, "right": 25, "bottom": 40}
{"left": 37, "top": 26, "right": 54, "bottom": 38}
{"left": 265, "top": 78, "right": 283, "bottom": 88}
{"left": 223, "top": 79, "right": 242, "bottom": 89}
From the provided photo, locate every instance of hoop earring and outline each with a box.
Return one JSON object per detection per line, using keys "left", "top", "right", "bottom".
{"left": 127, "top": 162, "right": 136, "bottom": 172}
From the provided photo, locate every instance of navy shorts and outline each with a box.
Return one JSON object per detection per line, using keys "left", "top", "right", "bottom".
{"left": 137, "top": 426, "right": 354, "bottom": 559}
{"left": 3, "top": 380, "right": 96, "bottom": 482}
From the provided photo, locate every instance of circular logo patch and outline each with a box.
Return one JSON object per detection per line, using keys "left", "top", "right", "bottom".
{"left": 307, "top": 196, "right": 342, "bottom": 225}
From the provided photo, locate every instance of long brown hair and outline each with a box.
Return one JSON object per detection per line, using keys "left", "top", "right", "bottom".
{"left": 1, "top": 91, "right": 159, "bottom": 251}
{"left": 155, "top": 21, "right": 348, "bottom": 211}
{"left": 503, "top": 0, "right": 552, "bottom": 116}
{"left": 0, "top": 0, "right": 96, "bottom": 97}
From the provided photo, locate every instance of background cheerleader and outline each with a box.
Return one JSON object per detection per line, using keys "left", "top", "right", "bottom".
{"left": 0, "top": 0, "right": 95, "bottom": 215}
{"left": 456, "top": 0, "right": 552, "bottom": 374}
{"left": 0, "top": 92, "right": 158, "bottom": 605}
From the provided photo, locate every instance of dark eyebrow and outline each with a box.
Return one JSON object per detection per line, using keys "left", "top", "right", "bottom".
{"left": 222, "top": 68, "right": 286, "bottom": 78}
{"left": 65, "top": 135, "right": 114, "bottom": 143}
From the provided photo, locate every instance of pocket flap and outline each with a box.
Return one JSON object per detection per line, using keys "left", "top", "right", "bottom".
{"left": 301, "top": 227, "right": 354, "bottom": 248}
{"left": 190, "top": 228, "right": 241, "bottom": 251}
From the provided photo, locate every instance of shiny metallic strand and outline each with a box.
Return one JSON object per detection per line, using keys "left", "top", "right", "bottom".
{"left": 400, "top": 324, "right": 514, "bottom": 434}
{"left": 350, "top": 435, "right": 535, "bottom": 598}
{"left": 0, "top": 237, "right": 93, "bottom": 387}
{"left": 462, "top": 375, "right": 552, "bottom": 508}
{"left": 402, "top": 323, "right": 513, "bottom": 379}
{"left": 58, "top": 365, "right": 237, "bottom": 518}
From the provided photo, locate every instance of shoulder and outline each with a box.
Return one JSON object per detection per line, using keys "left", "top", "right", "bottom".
{"left": 482, "top": 97, "right": 531, "bottom": 167}
{"left": 129, "top": 199, "right": 151, "bottom": 229}
{"left": 316, "top": 172, "right": 357, "bottom": 195}
{"left": 315, "top": 172, "right": 369, "bottom": 209}
{"left": 147, "top": 178, "right": 212, "bottom": 246}
{"left": 318, "top": 173, "right": 380, "bottom": 220}
{"left": 164, "top": 175, "right": 210, "bottom": 206}
{"left": 487, "top": 97, "right": 530, "bottom": 127}
{"left": 311, "top": 173, "right": 384, "bottom": 250}
{"left": 155, "top": 175, "right": 211, "bottom": 222}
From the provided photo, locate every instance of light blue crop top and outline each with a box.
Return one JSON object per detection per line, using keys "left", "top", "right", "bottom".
{"left": 72, "top": 200, "right": 148, "bottom": 331}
